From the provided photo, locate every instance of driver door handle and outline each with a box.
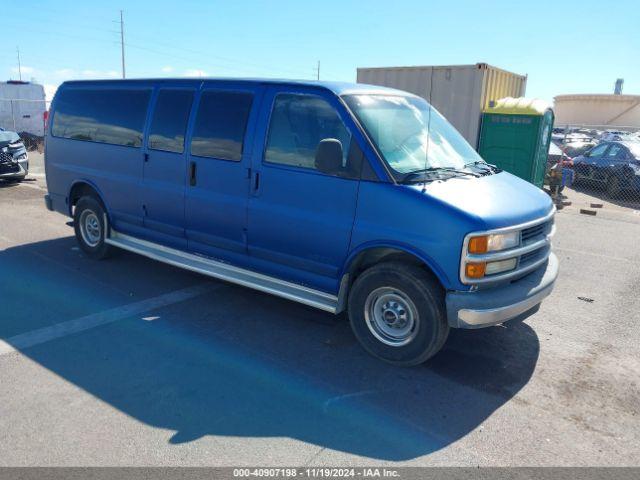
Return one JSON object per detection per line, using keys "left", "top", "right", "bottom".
{"left": 189, "top": 161, "right": 197, "bottom": 186}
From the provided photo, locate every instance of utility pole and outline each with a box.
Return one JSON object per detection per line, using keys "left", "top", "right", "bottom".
{"left": 315, "top": 61, "right": 320, "bottom": 81}
{"left": 119, "top": 10, "right": 126, "bottom": 79}
{"left": 16, "top": 46, "right": 22, "bottom": 81}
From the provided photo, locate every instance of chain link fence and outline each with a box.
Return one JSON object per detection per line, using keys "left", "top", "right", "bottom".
{"left": 547, "top": 123, "right": 640, "bottom": 210}
{"left": 0, "top": 98, "right": 49, "bottom": 152}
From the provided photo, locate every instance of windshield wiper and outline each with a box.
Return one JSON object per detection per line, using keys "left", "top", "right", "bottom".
{"left": 464, "top": 160, "right": 501, "bottom": 174}
{"left": 401, "top": 166, "right": 480, "bottom": 184}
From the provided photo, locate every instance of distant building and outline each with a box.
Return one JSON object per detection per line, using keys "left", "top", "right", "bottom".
{"left": 0, "top": 80, "right": 47, "bottom": 136}
{"left": 554, "top": 94, "right": 640, "bottom": 129}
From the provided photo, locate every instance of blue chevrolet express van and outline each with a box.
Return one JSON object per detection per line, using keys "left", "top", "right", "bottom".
{"left": 44, "top": 78, "right": 558, "bottom": 365}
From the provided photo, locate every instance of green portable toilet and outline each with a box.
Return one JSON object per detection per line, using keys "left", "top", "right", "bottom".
{"left": 478, "top": 97, "right": 554, "bottom": 188}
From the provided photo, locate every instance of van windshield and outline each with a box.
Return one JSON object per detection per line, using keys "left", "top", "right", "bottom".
{"left": 343, "top": 94, "right": 485, "bottom": 178}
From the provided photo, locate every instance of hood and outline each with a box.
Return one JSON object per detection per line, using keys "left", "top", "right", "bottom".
{"left": 0, "top": 130, "right": 20, "bottom": 146}
{"left": 407, "top": 171, "right": 553, "bottom": 230}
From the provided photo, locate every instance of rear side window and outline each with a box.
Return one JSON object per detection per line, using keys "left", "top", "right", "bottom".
{"left": 606, "top": 144, "right": 624, "bottom": 158}
{"left": 588, "top": 143, "right": 609, "bottom": 157}
{"left": 52, "top": 88, "right": 150, "bottom": 147}
{"left": 190, "top": 91, "right": 253, "bottom": 161}
{"left": 149, "top": 89, "right": 194, "bottom": 153}
{"left": 264, "top": 93, "right": 351, "bottom": 170}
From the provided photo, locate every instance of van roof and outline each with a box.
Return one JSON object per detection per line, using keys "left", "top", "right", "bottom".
{"left": 59, "top": 78, "right": 410, "bottom": 97}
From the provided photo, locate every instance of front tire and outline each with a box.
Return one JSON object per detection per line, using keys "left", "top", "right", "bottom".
{"left": 347, "top": 262, "right": 449, "bottom": 366}
{"left": 3, "top": 175, "right": 26, "bottom": 183}
{"left": 73, "top": 196, "right": 111, "bottom": 259}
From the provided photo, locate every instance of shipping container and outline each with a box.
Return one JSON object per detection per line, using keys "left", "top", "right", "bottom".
{"left": 356, "top": 63, "right": 527, "bottom": 148}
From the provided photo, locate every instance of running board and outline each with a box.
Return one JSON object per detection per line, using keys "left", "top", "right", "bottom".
{"left": 105, "top": 229, "right": 339, "bottom": 313}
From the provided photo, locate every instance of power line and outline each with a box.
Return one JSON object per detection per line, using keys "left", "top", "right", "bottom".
{"left": 123, "top": 32, "right": 313, "bottom": 78}
{"left": 2, "top": 11, "right": 324, "bottom": 82}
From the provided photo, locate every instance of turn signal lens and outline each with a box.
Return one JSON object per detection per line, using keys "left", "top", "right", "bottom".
{"left": 465, "top": 262, "right": 486, "bottom": 278}
{"left": 468, "top": 236, "right": 488, "bottom": 254}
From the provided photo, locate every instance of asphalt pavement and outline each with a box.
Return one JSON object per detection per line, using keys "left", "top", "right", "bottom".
{"left": 0, "top": 174, "right": 639, "bottom": 466}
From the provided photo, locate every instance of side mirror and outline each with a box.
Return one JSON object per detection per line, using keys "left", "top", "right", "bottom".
{"left": 315, "top": 138, "right": 344, "bottom": 176}
{"left": 583, "top": 151, "right": 590, "bottom": 158}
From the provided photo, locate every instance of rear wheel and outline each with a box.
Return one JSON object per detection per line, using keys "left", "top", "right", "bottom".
{"left": 73, "top": 196, "right": 111, "bottom": 259}
{"left": 347, "top": 262, "right": 449, "bottom": 366}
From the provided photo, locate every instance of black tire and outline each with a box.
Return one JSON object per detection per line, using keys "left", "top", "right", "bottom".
{"left": 606, "top": 175, "right": 622, "bottom": 199}
{"left": 347, "top": 262, "right": 449, "bottom": 366}
{"left": 4, "top": 175, "right": 26, "bottom": 183}
{"left": 73, "top": 196, "right": 112, "bottom": 260}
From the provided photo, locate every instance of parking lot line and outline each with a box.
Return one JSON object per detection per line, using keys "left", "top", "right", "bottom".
{"left": 0, "top": 283, "right": 221, "bottom": 356}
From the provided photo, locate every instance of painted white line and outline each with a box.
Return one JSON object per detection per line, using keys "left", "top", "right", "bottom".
{"left": 0, "top": 283, "right": 222, "bottom": 356}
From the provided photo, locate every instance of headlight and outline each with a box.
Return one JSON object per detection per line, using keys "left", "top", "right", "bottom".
{"left": 468, "top": 231, "right": 520, "bottom": 254}
{"left": 8, "top": 141, "right": 24, "bottom": 149}
{"left": 630, "top": 163, "right": 640, "bottom": 176}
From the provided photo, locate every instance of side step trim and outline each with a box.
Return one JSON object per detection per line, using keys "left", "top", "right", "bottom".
{"left": 105, "top": 229, "right": 339, "bottom": 313}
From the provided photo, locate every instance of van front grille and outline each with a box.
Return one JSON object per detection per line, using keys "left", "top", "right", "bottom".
{"left": 522, "top": 219, "right": 552, "bottom": 243}
{"left": 461, "top": 211, "right": 555, "bottom": 285}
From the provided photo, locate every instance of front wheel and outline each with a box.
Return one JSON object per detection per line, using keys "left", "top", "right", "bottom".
{"left": 347, "top": 262, "right": 449, "bottom": 366}
{"left": 3, "top": 175, "right": 26, "bottom": 183}
{"left": 73, "top": 196, "right": 112, "bottom": 260}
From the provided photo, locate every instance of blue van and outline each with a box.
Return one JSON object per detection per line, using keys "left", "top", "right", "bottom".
{"left": 44, "top": 78, "right": 558, "bottom": 365}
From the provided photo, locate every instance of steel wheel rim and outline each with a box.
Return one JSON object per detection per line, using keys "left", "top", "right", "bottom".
{"left": 79, "top": 210, "right": 101, "bottom": 247}
{"left": 364, "top": 287, "right": 419, "bottom": 347}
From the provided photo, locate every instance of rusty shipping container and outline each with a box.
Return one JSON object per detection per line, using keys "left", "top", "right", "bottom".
{"left": 356, "top": 63, "right": 527, "bottom": 148}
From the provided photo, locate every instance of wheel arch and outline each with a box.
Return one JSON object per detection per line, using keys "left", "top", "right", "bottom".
{"left": 67, "top": 180, "right": 110, "bottom": 219}
{"left": 337, "top": 242, "right": 450, "bottom": 312}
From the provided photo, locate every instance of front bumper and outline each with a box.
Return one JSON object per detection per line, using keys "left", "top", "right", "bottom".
{"left": 446, "top": 252, "right": 558, "bottom": 329}
{"left": 0, "top": 156, "right": 28, "bottom": 179}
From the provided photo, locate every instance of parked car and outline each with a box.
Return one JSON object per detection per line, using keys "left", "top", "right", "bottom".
{"left": 572, "top": 141, "right": 640, "bottom": 197}
{"left": 599, "top": 131, "right": 635, "bottom": 143}
{"left": 44, "top": 79, "right": 557, "bottom": 365}
{"left": 0, "top": 127, "right": 29, "bottom": 182}
{"left": 561, "top": 138, "right": 598, "bottom": 159}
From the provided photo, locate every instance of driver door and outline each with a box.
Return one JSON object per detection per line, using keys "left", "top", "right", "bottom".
{"left": 246, "top": 86, "right": 362, "bottom": 292}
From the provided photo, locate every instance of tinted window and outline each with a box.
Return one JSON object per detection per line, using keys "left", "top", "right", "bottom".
{"left": 190, "top": 91, "right": 253, "bottom": 161}
{"left": 606, "top": 143, "right": 624, "bottom": 158}
{"left": 588, "top": 143, "right": 609, "bottom": 157}
{"left": 149, "top": 90, "right": 194, "bottom": 153}
{"left": 265, "top": 94, "right": 351, "bottom": 171}
{"left": 52, "top": 88, "right": 150, "bottom": 147}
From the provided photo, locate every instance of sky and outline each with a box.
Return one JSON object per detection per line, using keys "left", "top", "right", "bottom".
{"left": 2, "top": 0, "right": 639, "bottom": 104}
